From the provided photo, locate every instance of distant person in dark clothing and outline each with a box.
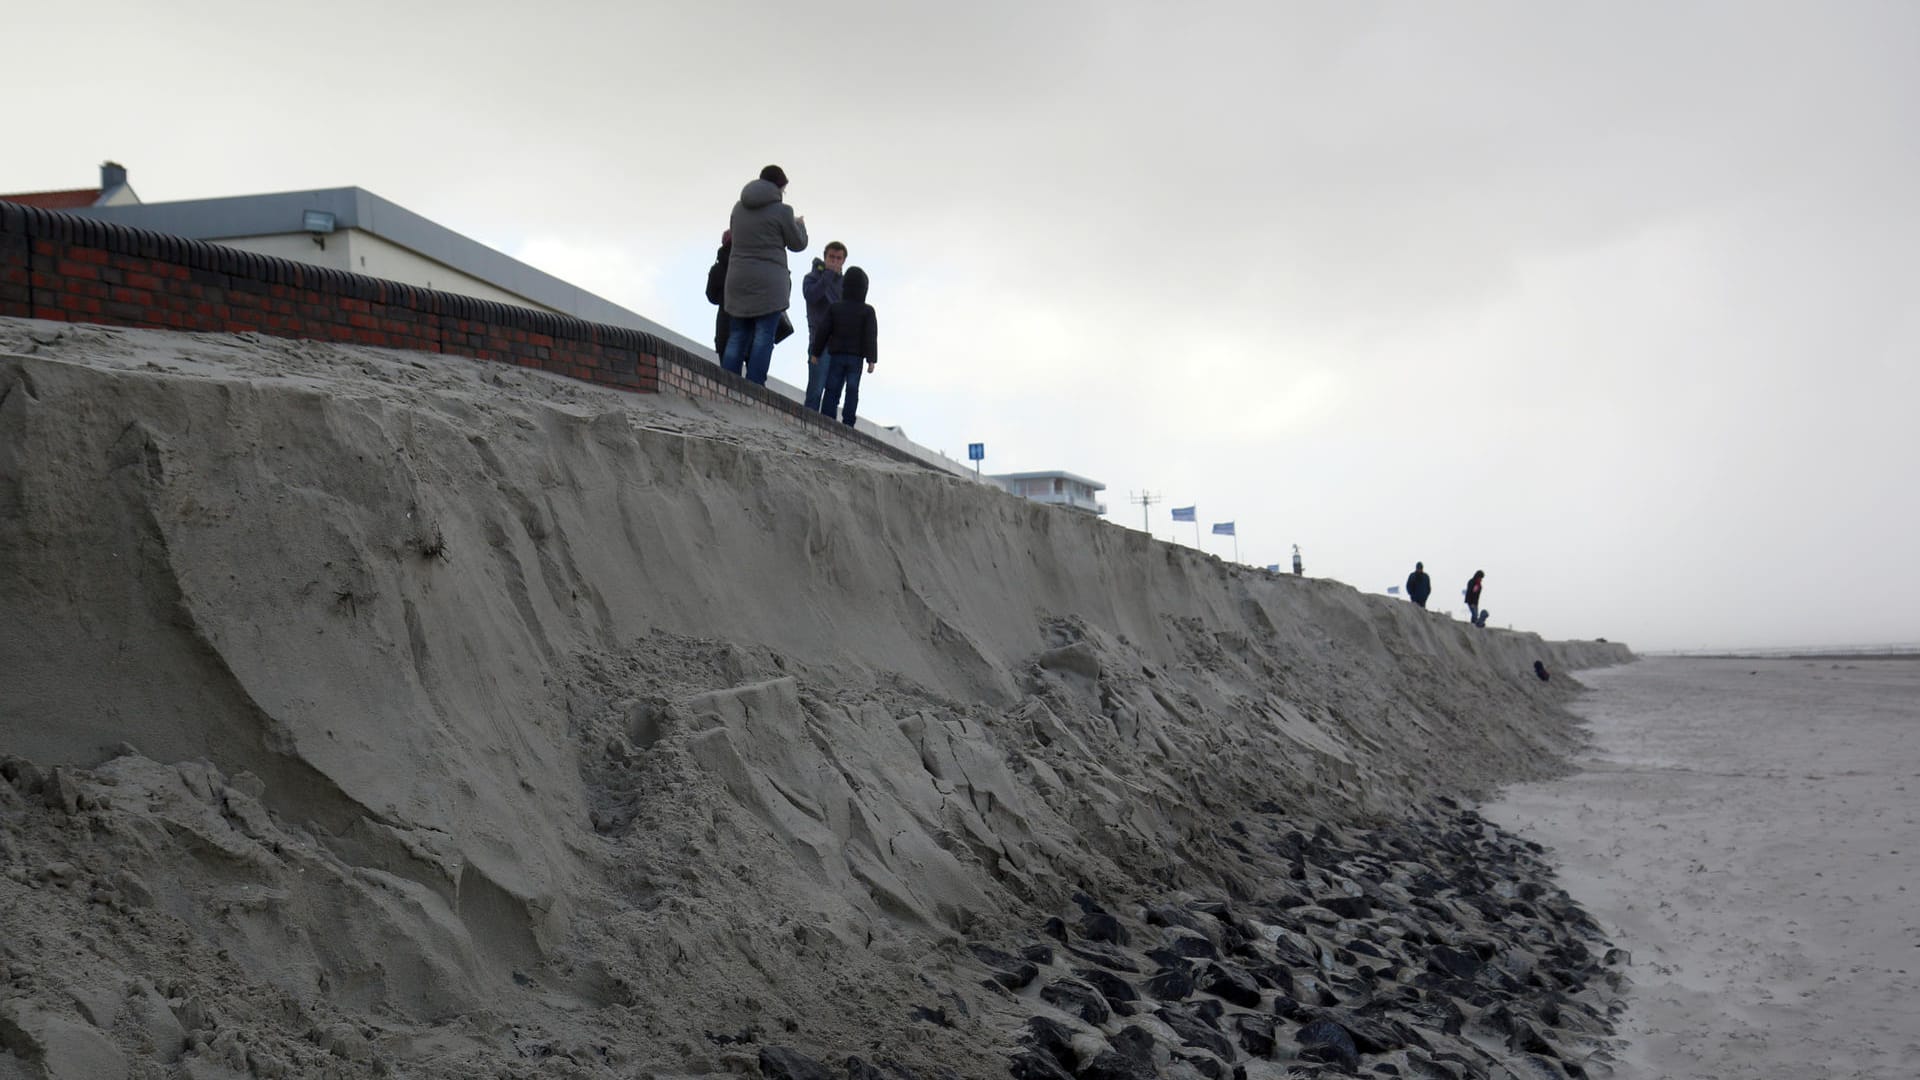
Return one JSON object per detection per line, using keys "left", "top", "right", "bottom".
{"left": 801, "top": 241, "right": 848, "bottom": 410}
{"left": 1406, "top": 562, "right": 1432, "bottom": 608}
{"left": 1465, "top": 570, "right": 1485, "bottom": 625}
{"left": 808, "top": 265, "right": 877, "bottom": 427}
{"left": 722, "top": 165, "right": 808, "bottom": 385}
{"left": 1534, "top": 660, "right": 1550, "bottom": 682}
{"left": 704, "top": 229, "right": 732, "bottom": 355}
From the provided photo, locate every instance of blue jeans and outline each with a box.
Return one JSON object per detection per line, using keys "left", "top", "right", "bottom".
{"left": 721, "top": 312, "right": 780, "bottom": 385}
{"left": 803, "top": 352, "right": 826, "bottom": 411}
{"left": 819, "top": 354, "right": 863, "bottom": 426}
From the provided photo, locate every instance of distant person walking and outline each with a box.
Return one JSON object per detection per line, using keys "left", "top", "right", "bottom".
{"left": 722, "top": 165, "right": 808, "bottom": 385}
{"left": 809, "top": 265, "right": 877, "bottom": 427}
{"left": 704, "top": 229, "right": 732, "bottom": 355}
{"left": 801, "top": 241, "right": 848, "bottom": 410}
{"left": 1465, "top": 570, "right": 1486, "bottom": 626}
{"left": 1405, "top": 562, "right": 1432, "bottom": 608}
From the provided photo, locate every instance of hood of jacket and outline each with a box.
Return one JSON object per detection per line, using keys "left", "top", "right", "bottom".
{"left": 738, "top": 178, "right": 784, "bottom": 210}
{"left": 841, "top": 266, "right": 869, "bottom": 303}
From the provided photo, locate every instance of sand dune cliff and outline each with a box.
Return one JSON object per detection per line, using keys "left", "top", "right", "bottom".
{"left": 0, "top": 320, "right": 1630, "bottom": 1079}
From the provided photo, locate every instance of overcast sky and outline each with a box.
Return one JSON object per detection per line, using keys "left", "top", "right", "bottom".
{"left": 7, "top": 1, "right": 1916, "bottom": 651}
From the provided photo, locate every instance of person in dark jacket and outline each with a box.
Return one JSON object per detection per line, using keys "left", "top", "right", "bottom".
{"left": 808, "top": 266, "right": 877, "bottom": 427}
{"left": 704, "top": 229, "right": 732, "bottom": 356}
{"left": 801, "top": 241, "right": 847, "bottom": 410}
{"left": 1405, "top": 562, "right": 1432, "bottom": 608}
{"left": 1465, "top": 570, "right": 1486, "bottom": 625}
{"left": 721, "top": 165, "right": 808, "bottom": 385}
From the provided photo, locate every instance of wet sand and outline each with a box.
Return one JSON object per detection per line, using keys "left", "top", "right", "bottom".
{"left": 1487, "top": 657, "right": 1920, "bottom": 1078}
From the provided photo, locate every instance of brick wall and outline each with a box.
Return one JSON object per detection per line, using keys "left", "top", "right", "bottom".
{"left": 0, "top": 202, "right": 933, "bottom": 470}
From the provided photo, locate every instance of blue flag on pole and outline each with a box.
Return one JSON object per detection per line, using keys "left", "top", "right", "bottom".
{"left": 1171, "top": 506, "right": 1196, "bottom": 522}
{"left": 1388, "top": 585, "right": 1401, "bottom": 595}
{"left": 1266, "top": 564, "right": 1281, "bottom": 573}
{"left": 1211, "top": 521, "right": 1235, "bottom": 536}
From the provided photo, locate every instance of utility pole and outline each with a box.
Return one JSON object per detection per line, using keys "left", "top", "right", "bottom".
{"left": 1128, "top": 491, "right": 1161, "bottom": 534}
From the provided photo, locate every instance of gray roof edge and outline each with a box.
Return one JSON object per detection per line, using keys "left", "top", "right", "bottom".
{"left": 988, "top": 470, "right": 1107, "bottom": 490}
{"left": 67, "top": 187, "right": 710, "bottom": 356}
{"left": 65, "top": 187, "right": 971, "bottom": 477}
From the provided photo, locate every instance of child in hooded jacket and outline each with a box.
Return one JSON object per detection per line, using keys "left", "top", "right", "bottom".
{"left": 808, "top": 266, "right": 878, "bottom": 427}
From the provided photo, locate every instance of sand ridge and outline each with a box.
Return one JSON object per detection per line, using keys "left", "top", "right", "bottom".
{"left": 2, "top": 318, "right": 1628, "bottom": 1078}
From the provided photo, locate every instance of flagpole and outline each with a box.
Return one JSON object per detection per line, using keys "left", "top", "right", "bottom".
{"left": 1192, "top": 521, "right": 1199, "bottom": 548}
{"left": 1233, "top": 535, "right": 1239, "bottom": 563}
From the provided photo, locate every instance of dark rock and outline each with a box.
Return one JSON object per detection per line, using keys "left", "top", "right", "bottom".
{"left": 1040, "top": 978, "right": 1111, "bottom": 1025}
{"left": 705, "top": 1027, "right": 761, "bottom": 1045}
{"left": 1179, "top": 1052, "right": 1229, "bottom": 1079}
{"left": 909, "top": 1005, "right": 953, "bottom": 1028}
{"left": 1077, "top": 1051, "right": 1155, "bottom": 1080}
{"left": 1024, "top": 1017, "right": 1078, "bottom": 1065}
{"left": 1166, "top": 929, "right": 1219, "bottom": 959}
{"left": 1508, "top": 1019, "right": 1559, "bottom": 1059}
{"left": 1023, "top": 943, "right": 1057, "bottom": 965}
{"left": 1189, "top": 899, "right": 1233, "bottom": 922}
{"left": 974, "top": 945, "right": 1041, "bottom": 990}
{"left": 1321, "top": 896, "right": 1372, "bottom": 920}
{"left": 1044, "top": 916, "right": 1070, "bottom": 942}
{"left": 1425, "top": 946, "right": 1481, "bottom": 981}
{"left": 1077, "top": 1027, "right": 1160, "bottom": 1080}
{"left": 1067, "top": 942, "right": 1142, "bottom": 972}
{"left": 760, "top": 1046, "right": 834, "bottom": 1080}
{"left": 1073, "top": 892, "right": 1108, "bottom": 916}
{"left": 1008, "top": 1052, "right": 1076, "bottom": 1080}
{"left": 1147, "top": 904, "right": 1209, "bottom": 933}
{"left": 1146, "top": 966, "right": 1195, "bottom": 1001}
{"left": 1146, "top": 946, "right": 1190, "bottom": 968}
{"left": 1231, "top": 1012, "right": 1276, "bottom": 1057}
{"left": 1296, "top": 1018, "right": 1361, "bottom": 1072}
{"left": 1199, "top": 963, "right": 1263, "bottom": 1008}
{"left": 1074, "top": 968, "right": 1141, "bottom": 1011}
{"left": 1153, "top": 1005, "right": 1236, "bottom": 1062}
{"left": 1266, "top": 934, "right": 1319, "bottom": 970}
{"left": 1323, "top": 1011, "right": 1412, "bottom": 1054}
{"left": 1109, "top": 1026, "right": 1158, "bottom": 1067}
{"left": 1191, "top": 999, "right": 1225, "bottom": 1025}
{"left": 1083, "top": 912, "right": 1131, "bottom": 945}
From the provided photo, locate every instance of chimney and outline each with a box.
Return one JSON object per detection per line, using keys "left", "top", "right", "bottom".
{"left": 101, "top": 161, "right": 127, "bottom": 189}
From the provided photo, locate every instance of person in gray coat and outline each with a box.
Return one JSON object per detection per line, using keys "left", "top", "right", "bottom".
{"left": 721, "top": 165, "right": 808, "bottom": 385}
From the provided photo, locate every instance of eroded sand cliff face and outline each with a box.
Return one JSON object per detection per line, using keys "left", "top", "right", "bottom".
{"left": 0, "top": 320, "right": 1630, "bottom": 1078}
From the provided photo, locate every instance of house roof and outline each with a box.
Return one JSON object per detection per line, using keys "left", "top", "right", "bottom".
{"left": 65, "top": 186, "right": 712, "bottom": 355}
{"left": 0, "top": 188, "right": 103, "bottom": 209}
{"left": 989, "top": 470, "right": 1106, "bottom": 490}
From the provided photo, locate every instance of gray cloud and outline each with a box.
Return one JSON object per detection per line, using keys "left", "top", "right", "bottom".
{"left": 6, "top": 0, "right": 1915, "bottom": 649}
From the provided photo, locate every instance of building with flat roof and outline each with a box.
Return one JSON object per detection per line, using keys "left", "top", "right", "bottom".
{"left": 3, "top": 162, "right": 979, "bottom": 479}
{"left": 991, "top": 471, "right": 1107, "bottom": 515}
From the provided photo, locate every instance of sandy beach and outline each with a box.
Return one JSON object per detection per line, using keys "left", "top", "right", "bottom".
{"left": 1486, "top": 657, "right": 1920, "bottom": 1078}
{"left": 1, "top": 320, "right": 1635, "bottom": 1078}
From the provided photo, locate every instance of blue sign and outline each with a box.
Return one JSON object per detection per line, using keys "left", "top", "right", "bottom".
{"left": 967, "top": 443, "right": 985, "bottom": 462}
